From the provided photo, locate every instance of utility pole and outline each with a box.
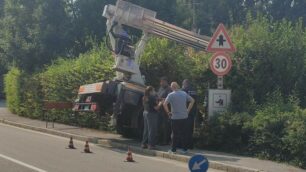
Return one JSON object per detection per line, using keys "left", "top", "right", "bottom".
{"left": 182, "top": 0, "right": 200, "bottom": 32}
{"left": 191, "top": 0, "right": 197, "bottom": 33}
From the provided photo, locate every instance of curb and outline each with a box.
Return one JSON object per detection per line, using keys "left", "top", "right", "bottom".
{"left": 97, "top": 139, "right": 263, "bottom": 172}
{"left": 0, "top": 118, "right": 262, "bottom": 172}
{"left": 0, "top": 119, "right": 99, "bottom": 143}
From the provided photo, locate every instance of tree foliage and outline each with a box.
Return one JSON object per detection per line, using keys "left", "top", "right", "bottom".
{"left": 1, "top": 0, "right": 306, "bottom": 168}
{"left": 0, "top": 0, "right": 71, "bottom": 72}
{"left": 4, "top": 67, "right": 22, "bottom": 113}
{"left": 4, "top": 44, "right": 114, "bottom": 120}
{"left": 1, "top": 0, "right": 306, "bottom": 73}
{"left": 40, "top": 44, "right": 114, "bottom": 102}
{"left": 140, "top": 38, "right": 195, "bottom": 87}
{"left": 227, "top": 16, "right": 306, "bottom": 112}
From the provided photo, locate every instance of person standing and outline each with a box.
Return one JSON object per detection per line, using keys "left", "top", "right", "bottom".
{"left": 163, "top": 82, "right": 195, "bottom": 154}
{"left": 157, "top": 77, "right": 172, "bottom": 145}
{"left": 142, "top": 86, "right": 163, "bottom": 149}
{"left": 182, "top": 79, "right": 197, "bottom": 149}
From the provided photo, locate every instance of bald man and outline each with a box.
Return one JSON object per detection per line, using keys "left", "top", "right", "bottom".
{"left": 163, "top": 82, "right": 195, "bottom": 154}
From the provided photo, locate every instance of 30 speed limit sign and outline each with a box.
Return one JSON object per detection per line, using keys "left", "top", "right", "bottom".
{"left": 210, "top": 52, "right": 232, "bottom": 76}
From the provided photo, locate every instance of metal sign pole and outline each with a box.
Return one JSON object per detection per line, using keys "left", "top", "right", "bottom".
{"left": 217, "top": 76, "right": 223, "bottom": 89}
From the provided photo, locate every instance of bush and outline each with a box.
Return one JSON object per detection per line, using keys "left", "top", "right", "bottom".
{"left": 39, "top": 44, "right": 114, "bottom": 125}
{"left": 4, "top": 67, "right": 23, "bottom": 114}
{"left": 19, "top": 74, "right": 43, "bottom": 118}
{"left": 249, "top": 94, "right": 306, "bottom": 168}
{"left": 196, "top": 91, "right": 306, "bottom": 169}
{"left": 40, "top": 44, "right": 114, "bottom": 102}
{"left": 196, "top": 112, "right": 253, "bottom": 153}
{"left": 283, "top": 111, "right": 306, "bottom": 167}
{"left": 4, "top": 44, "right": 114, "bottom": 125}
{"left": 140, "top": 38, "right": 196, "bottom": 87}
{"left": 4, "top": 68, "right": 42, "bottom": 118}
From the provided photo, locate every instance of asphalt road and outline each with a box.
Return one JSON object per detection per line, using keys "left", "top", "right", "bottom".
{"left": 0, "top": 123, "right": 223, "bottom": 172}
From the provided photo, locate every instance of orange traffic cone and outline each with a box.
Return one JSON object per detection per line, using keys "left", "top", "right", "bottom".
{"left": 84, "top": 141, "right": 92, "bottom": 153}
{"left": 125, "top": 147, "right": 135, "bottom": 162}
{"left": 68, "top": 137, "right": 76, "bottom": 149}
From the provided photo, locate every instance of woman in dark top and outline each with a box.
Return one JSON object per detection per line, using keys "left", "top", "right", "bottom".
{"left": 141, "top": 86, "right": 163, "bottom": 149}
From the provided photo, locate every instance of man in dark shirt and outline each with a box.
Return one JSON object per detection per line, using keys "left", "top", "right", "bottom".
{"left": 142, "top": 86, "right": 163, "bottom": 149}
{"left": 157, "top": 77, "right": 172, "bottom": 145}
{"left": 182, "top": 79, "right": 198, "bottom": 149}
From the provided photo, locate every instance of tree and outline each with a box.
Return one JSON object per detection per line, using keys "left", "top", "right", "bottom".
{"left": 228, "top": 17, "right": 306, "bottom": 111}
{"left": 66, "top": 0, "right": 112, "bottom": 55}
{"left": 268, "top": 0, "right": 306, "bottom": 23}
{"left": 131, "top": 0, "right": 177, "bottom": 22}
{"left": 0, "top": 0, "right": 4, "bottom": 17}
{"left": 140, "top": 38, "right": 195, "bottom": 87}
{"left": 177, "top": 0, "right": 247, "bottom": 35}
{"left": 0, "top": 0, "right": 71, "bottom": 72}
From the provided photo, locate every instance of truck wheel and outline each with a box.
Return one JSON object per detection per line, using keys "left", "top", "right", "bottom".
{"left": 116, "top": 116, "right": 124, "bottom": 134}
{"left": 116, "top": 116, "right": 130, "bottom": 137}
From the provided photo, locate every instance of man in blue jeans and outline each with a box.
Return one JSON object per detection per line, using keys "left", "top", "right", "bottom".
{"left": 163, "top": 82, "right": 195, "bottom": 154}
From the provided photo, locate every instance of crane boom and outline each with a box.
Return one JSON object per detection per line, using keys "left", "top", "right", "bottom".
{"left": 103, "top": 0, "right": 210, "bottom": 50}
{"left": 143, "top": 17, "right": 210, "bottom": 50}
{"left": 102, "top": 0, "right": 211, "bottom": 85}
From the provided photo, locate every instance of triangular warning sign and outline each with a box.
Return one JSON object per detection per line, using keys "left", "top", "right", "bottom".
{"left": 207, "top": 23, "right": 236, "bottom": 52}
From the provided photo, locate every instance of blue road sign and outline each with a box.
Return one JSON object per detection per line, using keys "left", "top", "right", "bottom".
{"left": 188, "top": 155, "right": 209, "bottom": 172}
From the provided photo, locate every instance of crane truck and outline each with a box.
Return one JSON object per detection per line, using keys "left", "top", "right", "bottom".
{"left": 72, "top": 0, "right": 211, "bottom": 137}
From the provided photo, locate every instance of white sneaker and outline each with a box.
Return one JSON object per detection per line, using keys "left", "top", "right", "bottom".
{"left": 168, "top": 149, "right": 176, "bottom": 154}
{"left": 179, "top": 149, "right": 188, "bottom": 154}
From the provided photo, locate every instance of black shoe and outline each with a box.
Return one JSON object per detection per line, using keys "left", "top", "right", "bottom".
{"left": 148, "top": 145, "right": 156, "bottom": 150}
{"left": 158, "top": 142, "right": 169, "bottom": 146}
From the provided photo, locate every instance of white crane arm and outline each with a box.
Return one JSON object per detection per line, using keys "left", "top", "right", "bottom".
{"left": 103, "top": 0, "right": 210, "bottom": 51}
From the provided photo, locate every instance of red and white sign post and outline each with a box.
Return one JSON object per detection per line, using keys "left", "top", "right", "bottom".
{"left": 210, "top": 52, "right": 232, "bottom": 76}
{"left": 207, "top": 23, "right": 236, "bottom": 89}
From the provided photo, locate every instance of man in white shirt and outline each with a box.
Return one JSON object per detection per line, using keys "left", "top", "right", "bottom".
{"left": 163, "top": 82, "right": 195, "bottom": 154}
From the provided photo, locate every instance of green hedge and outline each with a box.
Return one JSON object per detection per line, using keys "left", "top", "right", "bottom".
{"left": 40, "top": 44, "right": 114, "bottom": 102}
{"left": 39, "top": 44, "right": 114, "bottom": 126}
{"left": 4, "top": 67, "right": 23, "bottom": 114}
{"left": 197, "top": 93, "right": 306, "bottom": 168}
{"left": 4, "top": 68, "right": 42, "bottom": 118}
{"left": 249, "top": 95, "right": 306, "bottom": 168}
{"left": 4, "top": 44, "right": 114, "bottom": 124}
{"left": 196, "top": 112, "right": 253, "bottom": 152}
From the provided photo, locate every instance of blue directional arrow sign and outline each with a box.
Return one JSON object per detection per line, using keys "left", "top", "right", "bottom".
{"left": 188, "top": 155, "right": 209, "bottom": 172}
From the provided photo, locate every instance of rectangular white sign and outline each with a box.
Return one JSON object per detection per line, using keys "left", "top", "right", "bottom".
{"left": 208, "top": 89, "right": 231, "bottom": 117}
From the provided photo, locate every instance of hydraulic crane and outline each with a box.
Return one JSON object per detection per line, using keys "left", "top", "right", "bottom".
{"left": 73, "top": 0, "right": 211, "bottom": 137}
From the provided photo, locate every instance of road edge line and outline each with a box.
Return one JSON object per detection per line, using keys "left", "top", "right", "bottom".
{"left": 0, "top": 153, "right": 47, "bottom": 172}
{"left": 0, "top": 119, "right": 263, "bottom": 172}
{"left": 97, "top": 139, "right": 263, "bottom": 172}
{"left": 0, "top": 119, "right": 99, "bottom": 143}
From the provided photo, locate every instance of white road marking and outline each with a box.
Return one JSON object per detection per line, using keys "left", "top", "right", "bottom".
{"left": 0, "top": 123, "right": 83, "bottom": 143}
{"left": 0, "top": 123, "right": 187, "bottom": 168}
{"left": 0, "top": 154, "right": 47, "bottom": 172}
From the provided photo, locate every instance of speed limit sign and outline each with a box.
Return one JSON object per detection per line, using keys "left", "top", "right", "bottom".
{"left": 210, "top": 52, "right": 232, "bottom": 76}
